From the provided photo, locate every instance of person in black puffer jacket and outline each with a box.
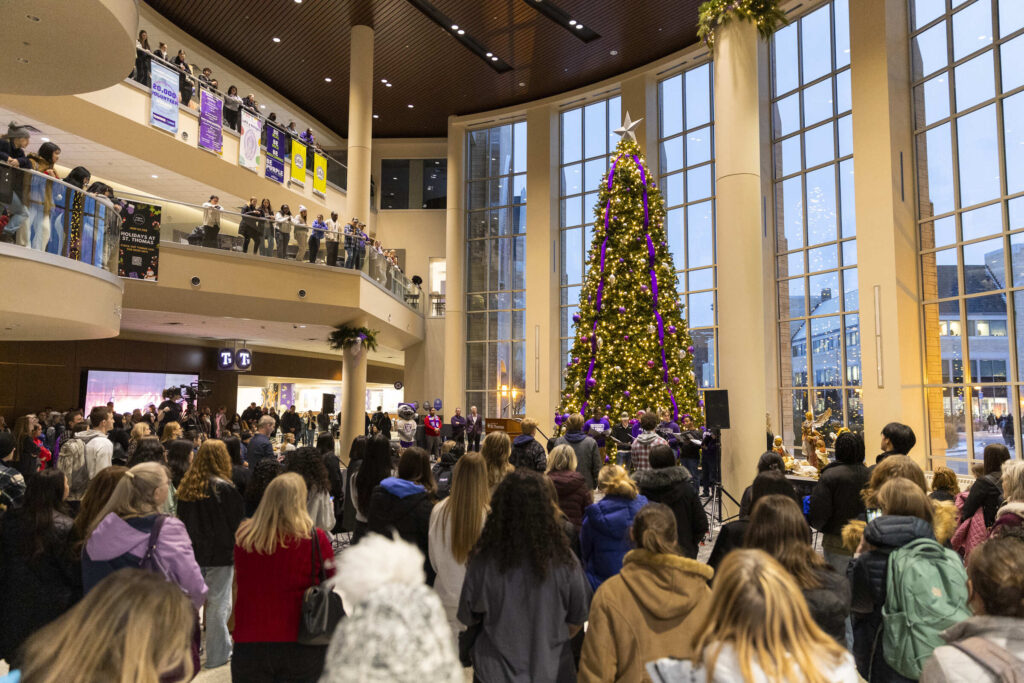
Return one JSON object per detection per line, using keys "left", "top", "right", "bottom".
{"left": 510, "top": 418, "right": 547, "bottom": 472}
{"left": 847, "top": 480, "right": 936, "bottom": 683}
{"left": 367, "top": 447, "right": 436, "bottom": 585}
{"left": 431, "top": 441, "right": 462, "bottom": 499}
{"left": 961, "top": 443, "right": 1011, "bottom": 528}
{"left": 632, "top": 445, "right": 708, "bottom": 558}
{"left": 808, "top": 431, "right": 870, "bottom": 576}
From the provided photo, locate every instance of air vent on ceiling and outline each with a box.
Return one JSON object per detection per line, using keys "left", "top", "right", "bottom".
{"left": 164, "top": 321, "right": 184, "bottom": 326}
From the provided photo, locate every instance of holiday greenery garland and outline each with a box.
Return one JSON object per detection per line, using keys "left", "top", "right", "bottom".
{"left": 696, "top": 0, "right": 788, "bottom": 50}
{"left": 328, "top": 324, "right": 379, "bottom": 352}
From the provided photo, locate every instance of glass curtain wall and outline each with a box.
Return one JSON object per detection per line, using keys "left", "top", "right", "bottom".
{"left": 558, "top": 96, "right": 622, "bottom": 387}
{"left": 465, "top": 122, "right": 527, "bottom": 417}
{"left": 657, "top": 63, "right": 718, "bottom": 391}
{"left": 913, "top": 0, "right": 1024, "bottom": 470}
{"left": 771, "top": 0, "right": 861, "bottom": 455}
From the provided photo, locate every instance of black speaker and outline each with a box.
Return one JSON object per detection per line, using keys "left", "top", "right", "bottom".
{"left": 704, "top": 390, "right": 730, "bottom": 430}
{"left": 322, "top": 393, "right": 336, "bottom": 414}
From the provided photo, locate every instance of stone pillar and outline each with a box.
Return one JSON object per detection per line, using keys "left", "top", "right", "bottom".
{"left": 714, "top": 19, "right": 769, "bottom": 512}
{"left": 341, "top": 343, "right": 368, "bottom": 459}
{"left": 524, "top": 106, "right": 560, "bottom": 429}
{"left": 347, "top": 25, "right": 374, "bottom": 224}
{"left": 443, "top": 121, "right": 466, "bottom": 415}
{"left": 848, "top": 0, "right": 927, "bottom": 466}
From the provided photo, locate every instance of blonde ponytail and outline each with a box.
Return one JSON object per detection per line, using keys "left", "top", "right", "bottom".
{"left": 598, "top": 464, "right": 638, "bottom": 499}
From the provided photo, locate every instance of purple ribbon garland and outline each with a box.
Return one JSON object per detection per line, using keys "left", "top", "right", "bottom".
{"left": 633, "top": 155, "right": 679, "bottom": 422}
{"left": 581, "top": 155, "right": 622, "bottom": 417}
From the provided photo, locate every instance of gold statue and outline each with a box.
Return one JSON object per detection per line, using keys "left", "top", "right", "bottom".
{"left": 801, "top": 408, "right": 831, "bottom": 468}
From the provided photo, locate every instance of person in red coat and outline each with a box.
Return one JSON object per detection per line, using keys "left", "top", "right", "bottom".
{"left": 424, "top": 408, "right": 442, "bottom": 458}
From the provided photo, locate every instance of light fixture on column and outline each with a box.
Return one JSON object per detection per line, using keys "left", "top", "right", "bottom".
{"left": 402, "top": 0, "right": 513, "bottom": 72}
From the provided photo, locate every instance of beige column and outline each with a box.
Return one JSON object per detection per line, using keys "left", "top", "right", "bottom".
{"left": 341, "top": 342, "right": 368, "bottom": 458}
{"left": 443, "top": 120, "right": 466, "bottom": 414}
{"left": 347, "top": 25, "right": 374, "bottom": 224}
{"left": 524, "top": 106, "right": 560, "bottom": 428}
{"left": 848, "top": 0, "right": 927, "bottom": 466}
{"left": 618, "top": 72, "right": 658, "bottom": 162}
{"left": 714, "top": 20, "right": 770, "bottom": 511}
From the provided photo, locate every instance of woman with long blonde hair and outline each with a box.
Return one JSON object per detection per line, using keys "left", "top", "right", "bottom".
{"left": 581, "top": 464, "right": 648, "bottom": 589}
{"left": 176, "top": 439, "right": 245, "bottom": 670}
{"left": 480, "top": 431, "right": 513, "bottom": 491}
{"left": 8, "top": 568, "right": 195, "bottom": 683}
{"left": 160, "top": 421, "right": 183, "bottom": 444}
{"left": 232, "top": 472, "right": 335, "bottom": 681}
{"left": 647, "top": 549, "right": 857, "bottom": 683}
{"left": 428, "top": 452, "right": 490, "bottom": 641}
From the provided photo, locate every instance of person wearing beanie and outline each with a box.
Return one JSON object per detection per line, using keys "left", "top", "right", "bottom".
{"left": 322, "top": 534, "right": 463, "bottom": 683}
{"left": 0, "top": 432, "right": 27, "bottom": 510}
{"left": 0, "top": 122, "right": 32, "bottom": 169}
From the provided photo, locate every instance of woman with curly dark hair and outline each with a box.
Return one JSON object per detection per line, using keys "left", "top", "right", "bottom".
{"left": 352, "top": 435, "right": 392, "bottom": 542}
{"left": 458, "top": 469, "right": 591, "bottom": 681}
{"left": 284, "top": 446, "right": 335, "bottom": 532}
{"left": 126, "top": 436, "right": 165, "bottom": 467}
{"left": 245, "top": 459, "right": 283, "bottom": 517}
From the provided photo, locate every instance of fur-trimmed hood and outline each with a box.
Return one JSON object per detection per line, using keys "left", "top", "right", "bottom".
{"left": 841, "top": 498, "right": 958, "bottom": 552}
{"left": 996, "top": 500, "right": 1024, "bottom": 521}
{"left": 618, "top": 549, "right": 713, "bottom": 620}
{"left": 632, "top": 465, "right": 692, "bottom": 489}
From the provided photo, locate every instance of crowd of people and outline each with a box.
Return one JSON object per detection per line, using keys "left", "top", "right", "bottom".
{"left": 2, "top": 398, "right": 1024, "bottom": 682}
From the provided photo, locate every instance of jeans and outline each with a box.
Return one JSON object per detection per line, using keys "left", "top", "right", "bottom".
{"left": 325, "top": 240, "right": 339, "bottom": 266}
{"left": 276, "top": 231, "right": 290, "bottom": 258}
{"left": 200, "top": 566, "right": 233, "bottom": 668}
{"left": 231, "top": 642, "right": 326, "bottom": 683}
{"left": 308, "top": 237, "right": 320, "bottom": 263}
{"left": 425, "top": 435, "right": 440, "bottom": 458}
{"left": 242, "top": 234, "right": 259, "bottom": 254}
{"left": 344, "top": 240, "right": 355, "bottom": 268}
{"left": 823, "top": 544, "right": 855, "bottom": 650}
{"left": 681, "top": 458, "right": 700, "bottom": 491}
{"left": 260, "top": 224, "right": 275, "bottom": 256}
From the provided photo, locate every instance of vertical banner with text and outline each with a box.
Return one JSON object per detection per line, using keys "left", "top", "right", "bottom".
{"left": 117, "top": 200, "right": 162, "bottom": 281}
{"left": 149, "top": 61, "right": 179, "bottom": 134}
{"left": 290, "top": 139, "right": 307, "bottom": 186}
{"left": 265, "top": 124, "right": 287, "bottom": 183}
{"left": 313, "top": 153, "right": 327, "bottom": 197}
{"left": 239, "top": 110, "right": 262, "bottom": 170}
{"left": 198, "top": 89, "right": 224, "bottom": 154}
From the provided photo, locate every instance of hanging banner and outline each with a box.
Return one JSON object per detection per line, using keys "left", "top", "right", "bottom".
{"left": 117, "top": 200, "right": 162, "bottom": 281}
{"left": 149, "top": 60, "right": 179, "bottom": 134}
{"left": 239, "top": 109, "right": 262, "bottom": 170}
{"left": 198, "top": 89, "right": 223, "bottom": 154}
{"left": 279, "top": 383, "right": 295, "bottom": 409}
{"left": 313, "top": 153, "right": 327, "bottom": 197}
{"left": 290, "top": 139, "right": 307, "bottom": 186}
{"left": 265, "top": 124, "right": 287, "bottom": 183}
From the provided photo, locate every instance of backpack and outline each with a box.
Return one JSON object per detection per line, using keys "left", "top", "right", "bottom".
{"left": 882, "top": 537, "right": 971, "bottom": 678}
{"left": 952, "top": 637, "right": 1024, "bottom": 683}
{"left": 58, "top": 433, "right": 100, "bottom": 499}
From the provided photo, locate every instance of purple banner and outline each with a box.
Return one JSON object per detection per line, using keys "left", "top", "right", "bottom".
{"left": 198, "top": 89, "right": 223, "bottom": 154}
{"left": 279, "top": 383, "right": 295, "bottom": 409}
{"left": 265, "top": 124, "right": 287, "bottom": 184}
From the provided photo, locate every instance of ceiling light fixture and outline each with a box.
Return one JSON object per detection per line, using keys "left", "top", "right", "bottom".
{"left": 610, "top": 50, "right": 618, "bottom": 55}
{"left": 324, "top": 77, "right": 332, "bottom": 82}
{"left": 408, "top": 104, "right": 414, "bottom": 108}
{"left": 381, "top": 78, "right": 388, "bottom": 83}
{"left": 404, "top": 0, "right": 513, "bottom": 72}
{"left": 451, "top": 24, "right": 459, "bottom": 30}
{"left": 457, "top": 29, "right": 465, "bottom": 34}
{"left": 373, "top": 114, "right": 379, "bottom": 119}
{"left": 491, "top": 56, "right": 498, "bottom": 61}
{"left": 485, "top": 52, "right": 493, "bottom": 57}
{"left": 385, "top": 82, "right": 392, "bottom": 87}
{"left": 520, "top": 0, "right": 599, "bottom": 41}
{"left": 151, "top": 174, "right": 159, "bottom": 178}
{"left": 272, "top": 36, "right": 281, "bottom": 43}
{"left": 40, "top": 137, "right": 49, "bottom": 142}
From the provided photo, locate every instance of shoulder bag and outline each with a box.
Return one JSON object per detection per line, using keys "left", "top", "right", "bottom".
{"left": 297, "top": 530, "right": 344, "bottom": 645}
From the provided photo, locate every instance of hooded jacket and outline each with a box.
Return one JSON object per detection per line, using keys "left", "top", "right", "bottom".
{"left": 630, "top": 430, "right": 669, "bottom": 471}
{"left": 808, "top": 458, "right": 871, "bottom": 536}
{"left": 368, "top": 477, "right": 435, "bottom": 585}
{"left": 578, "top": 549, "right": 713, "bottom": 683}
{"left": 82, "top": 513, "right": 207, "bottom": 610}
{"left": 847, "top": 515, "right": 935, "bottom": 682}
{"left": 547, "top": 469, "right": 593, "bottom": 528}
{"left": 176, "top": 477, "right": 246, "bottom": 566}
{"left": 632, "top": 466, "right": 707, "bottom": 558}
{"left": 510, "top": 434, "right": 547, "bottom": 472}
{"left": 991, "top": 500, "right": 1024, "bottom": 536}
{"left": 920, "top": 615, "right": 1024, "bottom": 683}
{"left": 431, "top": 450, "right": 458, "bottom": 499}
{"left": 841, "top": 498, "right": 958, "bottom": 554}
{"left": 961, "top": 471, "right": 1004, "bottom": 528}
{"left": 581, "top": 494, "right": 650, "bottom": 590}
{"left": 554, "top": 431, "right": 601, "bottom": 489}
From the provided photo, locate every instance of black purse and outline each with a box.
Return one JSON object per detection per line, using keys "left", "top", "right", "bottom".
{"left": 297, "top": 530, "right": 344, "bottom": 645}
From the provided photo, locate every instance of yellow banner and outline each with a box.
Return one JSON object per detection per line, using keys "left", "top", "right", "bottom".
{"left": 290, "top": 139, "right": 307, "bottom": 185}
{"left": 313, "top": 153, "right": 327, "bottom": 196}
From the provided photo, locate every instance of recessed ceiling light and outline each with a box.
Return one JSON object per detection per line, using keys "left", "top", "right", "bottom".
{"left": 373, "top": 114, "right": 379, "bottom": 119}
{"left": 260, "top": 104, "right": 266, "bottom": 108}
{"left": 407, "top": 104, "right": 414, "bottom": 108}
{"left": 485, "top": 52, "right": 493, "bottom": 57}
{"left": 610, "top": 50, "right": 618, "bottom": 56}
{"left": 324, "top": 77, "right": 332, "bottom": 82}
{"left": 569, "top": 19, "right": 577, "bottom": 25}
{"left": 40, "top": 137, "right": 49, "bottom": 142}
{"left": 385, "top": 82, "right": 392, "bottom": 87}
{"left": 381, "top": 78, "right": 388, "bottom": 83}
{"left": 518, "top": 82, "right": 525, "bottom": 87}
{"left": 451, "top": 24, "right": 459, "bottom": 30}
{"left": 575, "top": 24, "right": 583, "bottom": 29}
{"left": 272, "top": 36, "right": 281, "bottom": 43}
{"left": 299, "top": 324, "right": 306, "bottom": 328}
{"left": 151, "top": 174, "right": 159, "bottom": 179}
{"left": 491, "top": 56, "right": 498, "bottom": 61}
{"left": 457, "top": 29, "right": 465, "bottom": 35}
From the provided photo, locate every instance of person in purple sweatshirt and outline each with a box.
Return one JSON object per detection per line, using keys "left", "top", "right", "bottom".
{"left": 583, "top": 412, "right": 612, "bottom": 461}
{"left": 630, "top": 410, "right": 646, "bottom": 439}
{"left": 81, "top": 462, "right": 207, "bottom": 612}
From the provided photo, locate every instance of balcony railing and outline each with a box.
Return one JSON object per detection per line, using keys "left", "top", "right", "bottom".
{"left": 113, "top": 190, "right": 424, "bottom": 313}
{"left": 0, "top": 167, "right": 121, "bottom": 275}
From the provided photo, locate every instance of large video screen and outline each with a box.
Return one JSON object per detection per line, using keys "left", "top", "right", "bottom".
{"left": 83, "top": 370, "right": 198, "bottom": 413}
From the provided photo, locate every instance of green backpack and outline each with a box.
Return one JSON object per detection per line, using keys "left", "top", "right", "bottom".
{"left": 882, "top": 537, "right": 971, "bottom": 678}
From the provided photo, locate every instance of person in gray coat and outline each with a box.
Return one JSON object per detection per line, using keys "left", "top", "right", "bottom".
{"left": 921, "top": 535, "right": 1024, "bottom": 682}
{"left": 554, "top": 413, "right": 601, "bottom": 490}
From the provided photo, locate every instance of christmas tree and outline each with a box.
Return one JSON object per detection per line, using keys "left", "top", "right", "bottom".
{"left": 558, "top": 114, "right": 703, "bottom": 428}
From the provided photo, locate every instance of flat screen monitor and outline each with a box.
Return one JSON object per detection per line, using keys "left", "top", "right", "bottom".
{"left": 83, "top": 370, "right": 199, "bottom": 414}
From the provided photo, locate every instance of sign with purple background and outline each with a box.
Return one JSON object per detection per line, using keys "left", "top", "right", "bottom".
{"left": 265, "top": 124, "right": 287, "bottom": 183}
{"left": 279, "top": 383, "right": 295, "bottom": 409}
{"left": 198, "top": 89, "right": 223, "bottom": 154}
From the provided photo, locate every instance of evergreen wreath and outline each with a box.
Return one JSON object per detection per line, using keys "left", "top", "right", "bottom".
{"left": 697, "top": 0, "right": 788, "bottom": 50}
{"left": 328, "top": 324, "right": 379, "bottom": 352}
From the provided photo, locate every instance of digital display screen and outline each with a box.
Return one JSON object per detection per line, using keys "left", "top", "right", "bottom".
{"left": 83, "top": 370, "right": 198, "bottom": 413}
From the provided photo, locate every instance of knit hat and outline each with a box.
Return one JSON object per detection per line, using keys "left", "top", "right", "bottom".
{"left": 6, "top": 122, "right": 30, "bottom": 140}
{"left": 0, "top": 432, "right": 14, "bottom": 460}
{"left": 323, "top": 535, "right": 462, "bottom": 683}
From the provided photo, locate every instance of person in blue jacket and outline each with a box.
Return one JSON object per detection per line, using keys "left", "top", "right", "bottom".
{"left": 581, "top": 464, "right": 649, "bottom": 590}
